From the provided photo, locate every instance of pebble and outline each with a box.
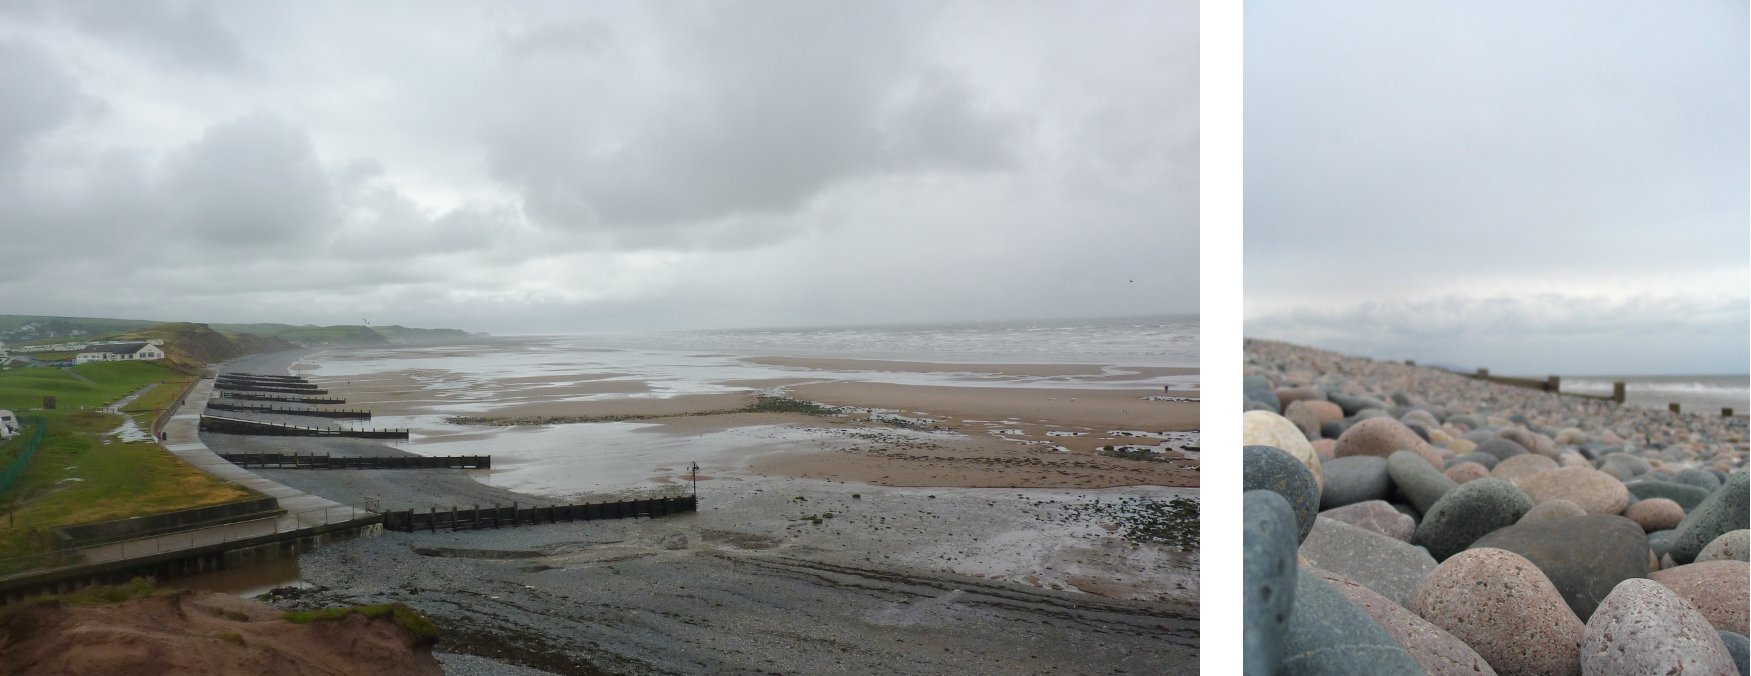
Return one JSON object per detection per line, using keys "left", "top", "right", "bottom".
{"left": 1244, "top": 490, "right": 1298, "bottom": 675}
{"left": 1722, "top": 631, "right": 1750, "bottom": 676}
{"left": 1445, "top": 451, "right": 1497, "bottom": 470}
{"left": 1333, "top": 417, "right": 1443, "bottom": 469}
{"left": 1469, "top": 514, "right": 1652, "bottom": 621}
{"left": 1473, "top": 437, "right": 1529, "bottom": 461}
{"left": 1625, "top": 479, "right": 1712, "bottom": 512}
{"left": 1244, "top": 445, "right": 1321, "bottom": 544}
{"left": 1671, "top": 471, "right": 1750, "bottom": 564}
{"left": 1518, "top": 498, "right": 1588, "bottom": 524}
{"left": 1411, "top": 548, "right": 1583, "bottom": 676}
{"left": 1648, "top": 561, "right": 1750, "bottom": 635}
{"left": 1300, "top": 516, "right": 1437, "bottom": 609}
{"left": 1387, "top": 450, "right": 1458, "bottom": 514}
{"left": 1580, "top": 578, "right": 1738, "bottom": 675}
{"left": 1307, "top": 567, "right": 1498, "bottom": 676}
{"left": 1319, "top": 501, "right": 1415, "bottom": 542}
{"left": 1441, "top": 461, "right": 1488, "bottom": 484}
{"left": 1514, "top": 466, "right": 1631, "bottom": 516}
{"left": 1413, "top": 478, "right": 1534, "bottom": 561}
{"left": 1676, "top": 466, "right": 1725, "bottom": 492}
{"left": 1244, "top": 410, "right": 1324, "bottom": 493}
{"left": 1623, "top": 498, "right": 1685, "bottom": 532}
{"left": 1487, "top": 453, "right": 1557, "bottom": 483}
{"left": 1318, "top": 456, "right": 1392, "bottom": 510}
{"left": 1280, "top": 567, "right": 1423, "bottom": 675}
{"left": 1697, "top": 529, "right": 1750, "bottom": 563}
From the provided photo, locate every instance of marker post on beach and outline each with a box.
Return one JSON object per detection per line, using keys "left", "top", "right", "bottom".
{"left": 689, "top": 461, "right": 700, "bottom": 497}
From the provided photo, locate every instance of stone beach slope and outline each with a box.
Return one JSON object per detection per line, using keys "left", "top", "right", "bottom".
{"left": 1242, "top": 339, "right": 1749, "bottom": 675}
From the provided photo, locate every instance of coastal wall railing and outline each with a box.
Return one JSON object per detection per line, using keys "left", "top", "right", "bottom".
{"left": 198, "top": 414, "right": 408, "bottom": 439}
{"left": 0, "top": 503, "right": 379, "bottom": 580}
{"left": 0, "top": 416, "right": 48, "bottom": 496}
{"left": 218, "top": 453, "right": 488, "bottom": 469}
{"left": 382, "top": 495, "right": 698, "bottom": 533}
{"left": 205, "top": 401, "right": 371, "bottom": 419}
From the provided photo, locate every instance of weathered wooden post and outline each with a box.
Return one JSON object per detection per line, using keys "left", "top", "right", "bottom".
{"left": 1546, "top": 375, "right": 1560, "bottom": 393}
{"left": 1723, "top": 408, "right": 1734, "bottom": 417}
{"left": 492, "top": 504, "right": 500, "bottom": 528}
{"left": 1613, "top": 382, "right": 1626, "bottom": 403}
{"left": 429, "top": 507, "right": 436, "bottom": 533}
{"left": 1477, "top": 367, "right": 1490, "bottom": 378}
{"left": 450, "top": 506, "right": 458, "bottom": 532}
{"left": 1669, "top": 403, "right": 1681, "bottom": 414}
{"left": 1404, "top": 359, "right": 1416, "bottom": 366}
{"left": 511, "top": 502, "right": 518, "bottom": 527}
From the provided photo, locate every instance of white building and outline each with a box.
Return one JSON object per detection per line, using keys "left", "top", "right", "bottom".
{"left": 73, "top": 342, "right": 166, "bottom": 364}
{"left": 0, "top": 410, "right": 17, "bottom": 439}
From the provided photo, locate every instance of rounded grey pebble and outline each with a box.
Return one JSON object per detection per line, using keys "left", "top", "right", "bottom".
{"left": 1244, "top": 445, "right": 1320, "bottom": 543}
{"left": 1244, "top": 490, "right": 1299, "bottom": 675}
{"left": 1280, "top": 567, "right": 1423, "bottom": 675}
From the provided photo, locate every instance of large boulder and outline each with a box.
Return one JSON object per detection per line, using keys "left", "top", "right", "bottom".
{"left": 1411, "top": 548, "right": 1583, "bottom": 676}
{"left": 1387, "top": 450, "right": 1458, "bottom": 514}
{"left": 1319, "top": 456, "right": 1392, "bottom": 510}
{"left": 1307, "top": 567, "right": 1497, "bottom": 676}
{"left": 1468, "top": 515, "right": 1651, "bottom": 621}
{"left": 1320, "top": 501, "right": 1415, "bottom": 542}
{"left": 1244, "top": 445, "right": 1321, "bottom": 544}
{"left": 1243, "top": 410, "right": 1323, "bottom": 493}
{"left": 1280, "top": 568, "right": 1423, "bottom": 675}
{"left": 1671, "top": 471, "right": 1750, "bottom": 564}
{"left": 1648, "top": 561, "right": 1749, "bottom": 634}
{"left": 1300, "top": 517, "right": 1438, "bottom": 609}
{"left": 1334, "top": 418, "right": 1442, "bottom": 469}
{"left": 1580, "top": 578, "right": 1738, "bottom": 675}
{"left": 1244, "top": 490, "right": 1298, "bottom": 675}
{"left": 1413, "top": 478, "right": 1535, "bottom": 561}
{"left": 1514, "top": 466, "right": 1631, "bottom": 516}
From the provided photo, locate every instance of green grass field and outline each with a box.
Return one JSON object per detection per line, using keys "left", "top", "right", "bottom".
{"left": 0, "top": 363, "right": 253, "bottom": 571}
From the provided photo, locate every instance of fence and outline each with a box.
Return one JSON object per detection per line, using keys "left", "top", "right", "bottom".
{"left": 213, "top": 382, "right": 328, "bottom": 395}
{"left": 0, "top": 503, "right": 378, "bottom": 580}
{"left": 1458, "top": 367, "right": 1741, "bottom": 416}
{"left": 219, "top": 453, "right": 489, "bottom": 469}
{"left": 383, "top": 495, "right": 697, "bottom": 532}
{"left": 198, "top": 414, "right": 408, "bottom": 439}
{"left": 0, "top": 416, "right": 48, "bottom": 497}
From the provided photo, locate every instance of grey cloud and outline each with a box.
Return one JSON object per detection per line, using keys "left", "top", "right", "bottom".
{"left": 160, "top": 113, "right": 333, "bottom": 247}
{"left": 51, "top": 0, "right": 246, "bottom": 71}
{"left": 483, "top": 1, "right": 1018, "bottom": 234}
{"left": 0, "top": 40, "right": 81, "bottom": 170}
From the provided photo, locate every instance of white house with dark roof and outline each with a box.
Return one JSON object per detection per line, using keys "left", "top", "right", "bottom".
{"left": 73, "top": 342, "right": 165, "bottom": 365}
{"left": 0, "top": 409, "right": 18, "bottom": 439}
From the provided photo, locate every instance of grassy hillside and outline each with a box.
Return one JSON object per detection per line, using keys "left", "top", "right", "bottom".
{"left": 370, "top": 325, "right": 474, "bottom": 343}
{"left": 0, "top": 361, "right": 181, "bottom": 411}
{"left": 271, "top": 324, "right": 389, "bottom": 347}
{"left": 109, "top": 323, "right": 298, "bottom": 372}
{"left": 0, "top": 316, "right": 160, "bottom": 343}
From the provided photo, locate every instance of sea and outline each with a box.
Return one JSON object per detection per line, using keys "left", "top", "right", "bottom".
{"left": 1561, "top": 375, "right": 1751, "bottom": 416}
{"left": 562, "top": 314, "right": 1200, "bottom": 367}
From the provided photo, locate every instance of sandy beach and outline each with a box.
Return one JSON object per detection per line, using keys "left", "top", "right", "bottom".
{"left": 198, "top": 343, "right": 1200, "bottom": 673}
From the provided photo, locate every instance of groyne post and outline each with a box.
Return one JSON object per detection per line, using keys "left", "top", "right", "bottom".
{"left": 1546, "top": 375, "right": 1560, "bottom": 393}
{"left": 1613, "top": 382, "right": 1626, "bottom": 403}
{"left": 1725, "top": 408, "right": 1736, "bottom": 417}
{"left": 1669, "top": 403, "right": 1681, "bottom": 414}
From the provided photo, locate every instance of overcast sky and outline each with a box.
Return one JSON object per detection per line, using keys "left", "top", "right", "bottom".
{"left": 0, "top": 0, "right": 1196, "bottom": 334}
{"left": 1246, "top": 0, "right": 1749, "bottom": 375}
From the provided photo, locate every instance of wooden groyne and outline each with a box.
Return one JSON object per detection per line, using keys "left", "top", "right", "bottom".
{"left": 219, "top": 453, "right": 488, "bottom": 469}
{"left": 223, "top": 392, "right": 346, "bottom": 405}
{"left": 1447, "top": 366, "right": 1740, "bottom": 417}
{"left": 214, "top": 382, "right": 329, "bottom": 395}
{"left": 383, "top": 496, "right": 697, "bottom": 532}
{"left": 206, "top": 400, "right": 371, "bottom": 419}
{"left": 198, "top": 414, "right": 408, "bottom": 440}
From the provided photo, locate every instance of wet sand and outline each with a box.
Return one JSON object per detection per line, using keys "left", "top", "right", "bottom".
{"left": 206, "top": 346, "right": 1200, "bottom": 673}
{"left": 744, "top": 356, "right": 1198, "bottom": 381}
